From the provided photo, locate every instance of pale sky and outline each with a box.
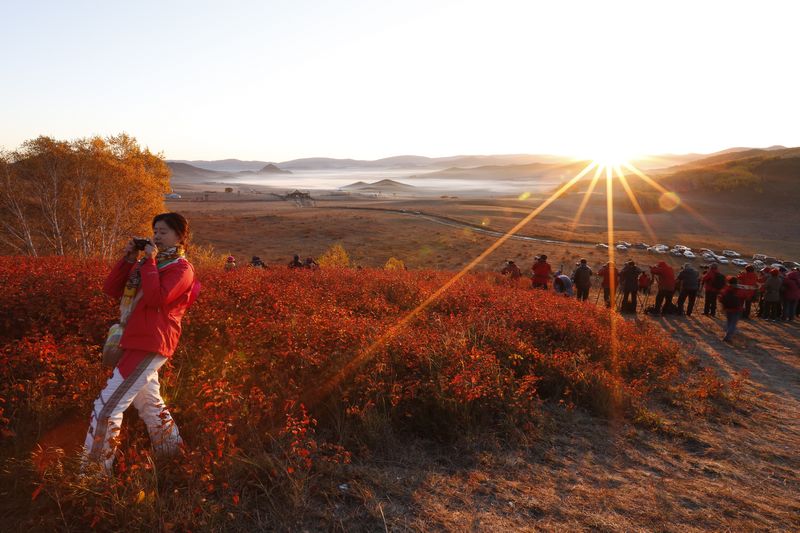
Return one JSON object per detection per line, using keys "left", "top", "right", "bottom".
{"left": 2, "top": 0, "right": 798, "bottom": 161}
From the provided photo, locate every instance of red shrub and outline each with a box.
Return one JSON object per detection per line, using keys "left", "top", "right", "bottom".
{"left": 0, "top": 256, "right": 705, "bottom": 529}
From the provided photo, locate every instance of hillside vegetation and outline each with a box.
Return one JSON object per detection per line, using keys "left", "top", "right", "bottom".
{"left": 653, "top": 147, "right": 800, "bottom": 193}
{"left": 0, "top": 257, "right": 735, "bottom": 531}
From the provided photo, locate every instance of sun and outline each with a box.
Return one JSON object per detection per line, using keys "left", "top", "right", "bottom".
{"left": 588, "top": 151, "right": 635, "bottom": 170}
{"left": 575, "top": 145, "right": 638, "bottom": 170}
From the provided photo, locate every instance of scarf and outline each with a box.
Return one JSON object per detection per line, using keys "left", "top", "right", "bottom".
{"left": 119, "top": 245, "right": 186, "bottom": 324}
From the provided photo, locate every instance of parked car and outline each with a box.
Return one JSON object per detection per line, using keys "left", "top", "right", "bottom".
{"left": 631, "top": 242, "right": 649, "bottom": 250}
{"left": 684, "top": 251, "right": 696, "bottom": 259}
{"left": 722, "top": 250, "right": 741, "bottom": 257}
{"left": 752, "top": 254, "right": 767, "bottom": 261}
{"left": 670, "top": 249, "right": 685, "bottom": 256}
{"left": 616, "top": 245, "right": 628, "bottom": 252}
{"left": 595, "top": 243, "right": 609, "bottom": 249}
{"left": 783, "top": 261, "right": 800, "bottom": 269}
{"left": 717, "top": 258, "right": 730, "bottom": 265}
{"left": 616, "top": 241, "right": 632, "bottom": 248}
{"left": 753, "top": 260, "right": 765, "bottom": 269}
{"left": 731, "top": 259, "right": 748, "bottom": 267}
{"left": 699, "top": 248, "right": 714, "bottom": 254}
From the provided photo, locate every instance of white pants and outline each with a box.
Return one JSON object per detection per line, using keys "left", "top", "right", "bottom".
{"left": 83, "top": 354, "right": 181, "bottom": 472}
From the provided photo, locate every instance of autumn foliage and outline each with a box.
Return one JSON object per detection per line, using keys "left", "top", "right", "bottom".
{"left": 0, "top": 256, "right": 720, "bottom": 529}
{"left": 0, "top": 135, "right": 170, "bottom": 257}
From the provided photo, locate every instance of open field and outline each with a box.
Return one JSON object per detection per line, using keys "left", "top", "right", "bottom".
{"left": 168, "top": 177, "right": 800, "bottom": 273}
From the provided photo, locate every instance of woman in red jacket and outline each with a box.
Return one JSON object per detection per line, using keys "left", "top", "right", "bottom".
{"left": 83, "top": 213, "right": 199, "bottom": 472}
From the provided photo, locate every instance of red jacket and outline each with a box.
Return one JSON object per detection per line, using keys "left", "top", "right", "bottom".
{"left": 650, "top": 262, "right": 676, "bottom": 291}
{"left": 784, "top": 272, "right": 800, "bottom": 301}
{"left": 718, "top": 286, "right": 745, "bottom": 313}
{"left": 598, "top": 264, "right": 618, "bottom": 288}
{"left": 737, "top": 271, "right": 759, "bottom": 299}
{"left": 531, "top": 261, "right": 552, "bottom": 285}
{"left": 104, "top": 257, "right": 197, "bottom": 357}
{"left": 702, "top": 270, "right": 723, "bottom": 293}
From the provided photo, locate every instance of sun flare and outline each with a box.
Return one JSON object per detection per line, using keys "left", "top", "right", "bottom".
{"left": 588, "top": 153, "right": 634, "bottom": 170}
{"left": 576, "top": 145, "right": 638, "bottom": 171}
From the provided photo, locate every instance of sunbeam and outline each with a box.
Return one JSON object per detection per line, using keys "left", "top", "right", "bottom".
{"left": 622, "top": 162, "right": 720, "bottom": 232}
{"left": 305, "top": 161, "right": 598, "bottom": 406}
{"left": 605, "top": 164, "right": 617, "bottom": 288}
{"left": 614, "top": 165, "right": 658, "bottom": 244}
{"left": 567, "top": 163, "right": 604, "bottom": 240}
{"left": 604, "top": 164, "right": 621, "bottom": 416}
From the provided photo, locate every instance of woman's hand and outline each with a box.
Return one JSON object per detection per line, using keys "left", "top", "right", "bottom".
{"left": 123, "top": 239, "right": 139, "bottom": 262}
{"left": 144, "top": 242, "right": 158, "bottom": 261}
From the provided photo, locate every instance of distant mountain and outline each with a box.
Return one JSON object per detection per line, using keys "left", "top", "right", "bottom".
{"left": 258, "top": 163, "right": 292, "bottom": 174}
{"left": 167, "top": 148, "right": 793, "bottom": 175}
{"left": 342, "top": 179, "right": 416, "bottom": 191}
{"left": 423, "top": 160, "right": 593, "bottom": 181}
{"left": 167, "top": 161, "right": 291, "bottom": 181}
{"left": 278, "top": 154, "right": 573, "bottom": 170}
{"left": 170, "top": 159, "right": 270, "bottom": 172}
{"left": 433, "top": 154, "right": 571, "bottom": 168}
{"left": 167, "top": 162, "right": 230, "bottom": 180}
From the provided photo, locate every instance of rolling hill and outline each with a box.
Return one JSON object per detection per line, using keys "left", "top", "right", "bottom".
{"left": 167, "top": 161, "right": 293, "bottom": 181}
{"left": 423, "top": 160, "right": 594, "bottom": 181}
{"left": 167, "top": 162, "right": 230, "bottom": 180}
{"left": 653, "top": 146, "right": 800, "bottom": 194}
{"left": 342, "top": 179, "right": 417, "bottom": 192}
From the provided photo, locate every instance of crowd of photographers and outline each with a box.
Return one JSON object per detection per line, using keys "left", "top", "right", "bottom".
{"left": 502, "top": 254, "right": 800, "bottom": 343}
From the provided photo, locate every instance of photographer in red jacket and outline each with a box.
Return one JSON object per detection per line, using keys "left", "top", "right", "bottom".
{"left": 83, "top": 213, "right": 199, "bottom": 473}
{"left": 737, "top": 265, "right": 759, "bottom": 319}
{"left": 530, "top": 255, "right": 552, "bottom": 290}
{"left": 650, "top": 261, "right": 676, "bottom": 315}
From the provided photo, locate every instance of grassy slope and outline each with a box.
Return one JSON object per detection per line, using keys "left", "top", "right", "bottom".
{"left": 1, "top": 260, "right": 798, "bottom": 531}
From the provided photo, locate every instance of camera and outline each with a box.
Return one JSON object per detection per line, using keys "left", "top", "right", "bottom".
{"left": 133, "top": 238, "right": 152, "bottom": 251}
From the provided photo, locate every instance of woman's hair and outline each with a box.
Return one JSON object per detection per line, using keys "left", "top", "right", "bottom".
{"left": 152, "top": 212, "right": 190, "bottom": 245}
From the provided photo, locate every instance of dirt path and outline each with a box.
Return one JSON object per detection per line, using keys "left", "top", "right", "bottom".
{"left": 658, "top": 313, "right": 800, "bottom": 402}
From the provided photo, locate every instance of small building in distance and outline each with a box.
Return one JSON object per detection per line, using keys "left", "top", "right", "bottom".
{"left": 286, "top": 190, "right": 315, "bottom": 207}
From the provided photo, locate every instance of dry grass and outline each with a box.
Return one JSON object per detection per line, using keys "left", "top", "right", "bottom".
{"left": 291, "top": 312, "right": 800, "bottom": 531}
